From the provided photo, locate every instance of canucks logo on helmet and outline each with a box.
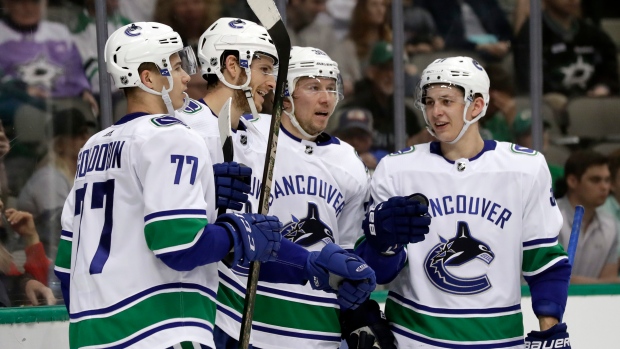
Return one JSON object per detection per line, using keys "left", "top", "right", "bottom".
{"left": 282, "top": 203, "right": 334, "bottom": 247}
{"left": 124, "top": 23, "right": 142, "bottom": 37}
{"left": 424, "top": 221, "right": 495, "bottom": 295}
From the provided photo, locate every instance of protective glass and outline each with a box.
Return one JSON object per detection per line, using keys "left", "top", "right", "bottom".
{"left": 178, "top": 46, "right": 198, "bottom": 75}
{"left": 295, "top": 76, "right": 344, "bottom": 102}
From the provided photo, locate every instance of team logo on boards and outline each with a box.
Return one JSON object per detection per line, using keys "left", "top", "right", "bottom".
{"left": 424, "top": 221, "right": 495, "bottom": 295}
{"left": 282, "top": 202, "right": 334, "bottom": 247}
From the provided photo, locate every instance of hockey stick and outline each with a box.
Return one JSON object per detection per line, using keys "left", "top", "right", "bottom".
{"left": 217, "top": 97, "right": 233, "bottom": 217}
{"left": 239, "top": 1, "right": 291, "bottom": 348}
{"left": 567, "top": 205, "right": 584, "bottom": 266}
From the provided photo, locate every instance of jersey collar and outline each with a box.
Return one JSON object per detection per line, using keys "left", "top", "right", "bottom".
{"left": 114, "top": 112, "right": 151, "bottom": 125}
{"left": 280, "top": 124, "right": 340, "bottom": 146}
{"left": 430, "top": 140, "right": 497, "bottom": 164}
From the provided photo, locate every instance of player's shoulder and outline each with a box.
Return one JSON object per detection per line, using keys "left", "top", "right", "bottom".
{"left": 320, "top": 134, "right": 370, "bottom": 179}
{"left": 494, "top": 141, "right": 548, "bottom": 166}
{"left": 379, "top": 143, "right": 431, "bottom": 164}
{"left": 176, "top": 98, "right": 213, "bottom": 116}
{"left": 127, "top": 113, "right": 201, "bottom": 141}
{"left": 242, "top": 113, "right": 271, "bottom": 136}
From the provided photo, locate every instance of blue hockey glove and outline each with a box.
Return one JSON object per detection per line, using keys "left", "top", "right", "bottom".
{"left": 524, "top": 323, "right": 571, "bottom": 349}
{"left": 304, "top": 243, "right": 376, "bottom": 310}
{"left": 213, "top": 162, "right": 252, "bottom": 211}
{"left": 341, "top": 299, "right": 396, "bottom": 349}
{"left": 363, "top": 194, "right": 431, "bottom": 255}
{"left": 215, "top": 213, "right": 282, "bottom": 265}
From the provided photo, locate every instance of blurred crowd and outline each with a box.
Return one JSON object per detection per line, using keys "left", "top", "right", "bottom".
{"left": 1, "top": 0, "right": 620, "bottom": 307}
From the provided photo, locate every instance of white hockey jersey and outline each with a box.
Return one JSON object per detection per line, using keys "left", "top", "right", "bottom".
{"left": 216, "top": 124, "right": 370, "bottom": 349}
{"left": 54, "top": 113, "right": 218, "bottom": 349}
{"left": 369, "top": 141, "right": 567, "bottom": 349}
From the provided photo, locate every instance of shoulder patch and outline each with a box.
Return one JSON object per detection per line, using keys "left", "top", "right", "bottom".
{"left": 510, "top": 143, "right": 538, "bottom": 156}
{"left": 389, "top": 146, "right": 415, "bottom": 156}
{"left": 180, "top": 99, "right": 204, "bottom": 114}
{"left": 150, "top": 116, "right": 188, "bottom": 128}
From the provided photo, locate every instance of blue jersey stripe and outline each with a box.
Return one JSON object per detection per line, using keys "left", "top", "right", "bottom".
{"left": 523, "top": 236, "right": 558, "bottom": 248}
{"left": 71, "top": 283, "right": 217, "bottom": 319}
{"left": 219, "top": 270, "right": 338, "bottom": 305}
{"left": 389, "top": 291, "right": 521, "bottom": 315}
{"left": 392, "top": 326, "right": 524, "bottom": 348}
{"left": 144, "top": 209, "right": 207, "bottom": 222}
{"left": 103, "top": 321, "right": 213, "bottom": 349}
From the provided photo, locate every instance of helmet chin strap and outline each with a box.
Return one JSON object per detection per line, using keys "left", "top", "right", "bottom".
{"left": 216, "top": 67, "right": 261, "bottom": 120}
{"left": 138, "top": 75, "right": 179, "bottom": 115}
{"left": 422, "top": 100, "right": 484, "bottom": 145}
{"left": 283, "top": 96, "right": 321, "bottom": 139}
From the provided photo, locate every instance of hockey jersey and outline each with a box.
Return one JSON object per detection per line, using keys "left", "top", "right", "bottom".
{"left": 54, "top": 113, "right": 218, "bottom": 349}
{"left": 216, "top": 124, "right": 370, "bottom": 349}
{"left": 369, "top": 141, "right": 568, "bottom": 349}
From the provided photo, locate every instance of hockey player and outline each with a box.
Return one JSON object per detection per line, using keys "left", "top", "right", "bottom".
{"left": 173, "top": 19, "right": 378, "bottom": 348}
{"left": 353, "top": 56, "right": 573, "bottom": 348}
{"left": 53, "top": 22, "right": 285, "bottom": 349}
{"left": 212, "top": 46, "right": 420, "bottom": 349}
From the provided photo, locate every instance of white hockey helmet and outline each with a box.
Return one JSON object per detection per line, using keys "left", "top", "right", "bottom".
{"left": 415, "top": 56, "right": 490, "bottom": 144}
{"left": 284, "top": 46, "right": 344, "bottom": 139}
{"left": 105, "top": 22, "right": 197, "bottom": 114}
{"left": 198, "top": 18, "right": 278, "bottom": 119}
{"left": 198, "top": 18, "right": 278, "bottom": 86}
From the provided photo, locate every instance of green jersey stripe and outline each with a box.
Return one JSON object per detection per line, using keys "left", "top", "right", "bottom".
{"left": 145, "top": 218, "right": 207, "bottom": 252}
{"left": 70, "top": 291, "right": 216, "bottom": 348}
{"left": 522, "top": 243, "right": 568, "bottom": 273}
{"left": 386, "top": 298, "right": 523, "bottom": 342}
{"left": 217, "top": 283, "right": 341, "bottom": 333}
{"left": 55, "top": 238, "right": 72, "bottom": 270}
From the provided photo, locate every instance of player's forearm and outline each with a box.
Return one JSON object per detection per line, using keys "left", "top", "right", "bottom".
{"left": 157, "top": 224, "right": 232, "bottom": 271}
{"left": 355, "top": 239, "right": 406, "bottom": 285}
{"left": 538, "top": 315, "right": 559, "bottom": 331}
{"left": 259, "top": 238, "right": 309, "bottom": 285}
{"left": 526, "top": 258, "right": 571, "bottom": 320}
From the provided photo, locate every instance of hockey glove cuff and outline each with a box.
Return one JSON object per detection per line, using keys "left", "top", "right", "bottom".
{"left": 213, "top": 162, "right": 251, "bottom": 211}
{"left": 304, "top": 243, "right": 376, "bottom": 310}
{"left": 524, "top": 323, "right": 571, "bottom": 349}
{"left": 215, "top": 213, "right": 282, "bottom": 266}
{"left": 363, "top": 194, "right": 431, "bottom": 255}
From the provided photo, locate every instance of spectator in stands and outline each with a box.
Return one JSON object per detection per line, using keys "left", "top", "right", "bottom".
{"left": 333, "top": 107, "right": 378, "bottom": 171}
{"left": 0, "top": 121, "right": 10, "bottom": 203}
{"left": 339, "top": 41, "right": 427, "bottom": 155}
{"left": 479, "top": 64, "right": 519, "bottom": 142}
{"left": 70, "top": 0, "right": 131, "bottom": 97}
{"left": 0, "top": 0, "right": 98, "bottom": 127}
{"left": 344, "top": 0, "right": 391, "bottom": 72}
{"left": 118, "top": 0, "right": 156, "bottom": 22}
{"left": 154, "top": 0, "right": 220, "bottom": 48}
{"left": 403, "top": 0, "right": 444, "bottom": 56}
{"left": 514, "top": 0, "right": 619, "bottom": 98}
{"left": 286, "top": 0, "right": 358, "bottom": 97}
{"left": 154, "top": 0, "right": 221, "bottom": 99}
{"left": 17, "top": 108, "right": 94, "bottom": 260}
{"left": 601, "top": 148, "right": 620, "bottom": 267}
{"left": 417, "top": 0, "right": 513, "bottom": 61}
{"left": 556, "top": 150, "right": 620, "bottom": 283}
{"left": 0, "top": 199, "right": 55, "bottom": 307}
